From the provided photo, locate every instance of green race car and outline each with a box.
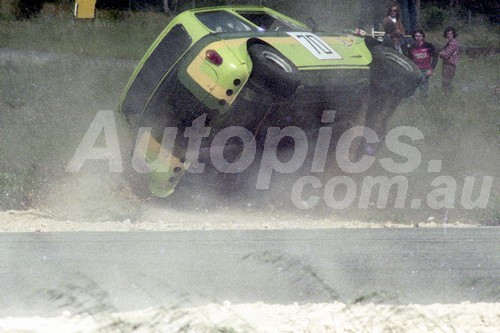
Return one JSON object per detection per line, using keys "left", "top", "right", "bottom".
{"left": 119, "top": 5, "right": 421, "bottom": 198}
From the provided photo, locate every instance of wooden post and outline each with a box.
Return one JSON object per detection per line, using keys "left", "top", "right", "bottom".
{"left": 74, "top": 0, "right": 96, "bottom": 19}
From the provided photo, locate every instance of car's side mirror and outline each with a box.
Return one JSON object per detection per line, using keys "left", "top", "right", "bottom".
{"left": 306, "top": 17, "right": 318, "bottom": 32}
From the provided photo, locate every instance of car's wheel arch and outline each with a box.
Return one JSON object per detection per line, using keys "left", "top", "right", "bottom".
{"left": 246, "top": 37, "right": 272, "bottom": 48}
{"left": 244, "top": 38, "right": 301, "bottom": 97}
{"left": 245, "top": 37, "right": 273, "bottom": 62}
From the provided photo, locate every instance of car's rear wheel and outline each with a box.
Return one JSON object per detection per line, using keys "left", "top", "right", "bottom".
{"left": 369, "top": 45, "right": 421, "bottom": 97}
{"left": 248, "top": 44, "right": 301, "bottom": 98}
{"left": 163, "top": 0, "right": 179, "bottom": 15}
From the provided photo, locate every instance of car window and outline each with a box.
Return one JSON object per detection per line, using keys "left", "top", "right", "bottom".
{"left": 122, "top": 24, "right": 192, "bottom": 129}
{"left": 196, "top": 11, "right": 257, "bottom": 33}
{"left": 237, "top": 12, "right": 308, "bottom": 32}
{"left": 152, "top": 24, "right": 192, "bottom": 71}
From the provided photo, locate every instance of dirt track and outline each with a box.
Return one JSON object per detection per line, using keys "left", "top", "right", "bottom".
{"left": 1, "top": 302, "right": 499, "bottom": 332}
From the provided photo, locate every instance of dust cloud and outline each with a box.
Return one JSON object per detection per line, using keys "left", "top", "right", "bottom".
{"left": 1, "top": 51, "right": 497, "bottom": 226}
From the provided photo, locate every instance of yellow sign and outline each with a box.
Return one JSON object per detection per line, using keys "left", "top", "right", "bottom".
{"left": 74, "top": 0, "right": 96, "bottom": 19}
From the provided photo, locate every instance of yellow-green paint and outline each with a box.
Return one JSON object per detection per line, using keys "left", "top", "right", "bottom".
{"left": 259, "top": 36, "right": 372, "bottom": 69}
{"left": 135, "top": 130, "right": 188, "bottom": 197}
{"left": 183, "top": 39, "right": 252, "bottom": 114}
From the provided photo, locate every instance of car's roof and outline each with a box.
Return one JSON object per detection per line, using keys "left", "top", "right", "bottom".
{"left": 178, "top": 5, "right": 309, "bottom": 30}
{"left": 184, "top": 5, "right": 281, "bottom": 14}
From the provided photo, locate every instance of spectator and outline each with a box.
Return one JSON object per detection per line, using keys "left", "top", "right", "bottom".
{"left": 408, "top": 29, "right": 438, "bottom": 98}
{"left": 439, "top": 26, "right": 460, "bottom": 93}
{"left": 397, "top": 0, "right": 418, "bottom": 34}
{"left": 383, "top": 3, "right": 405, "bottom": 37}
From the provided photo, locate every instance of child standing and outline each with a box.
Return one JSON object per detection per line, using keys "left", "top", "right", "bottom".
{"left": 408, "top": 29, "right": 438, "bottom": 98}
{"left": 439, "top": 27, "right": 460, "bottom": 93}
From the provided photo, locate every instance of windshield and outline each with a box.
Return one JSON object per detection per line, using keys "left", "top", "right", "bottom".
{"left": 237, "top": 11, "right": 308, "bottom": 32}
{"left": 196, "top": 11, "right": 257, "bottom": 33}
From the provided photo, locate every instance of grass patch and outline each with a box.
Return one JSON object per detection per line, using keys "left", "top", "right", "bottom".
{"left": 426, "top": 21, "right": 500, "bottom": 49}
{"left": 382, "top": 55, "right": 500, "bottom": 225}
{"left": 0, "top": 6, "right": 167, "bottom": 59}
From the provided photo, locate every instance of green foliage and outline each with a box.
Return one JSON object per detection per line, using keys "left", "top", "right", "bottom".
{"left": 98, "top": 9, "right": 129, "bottom": 21}
{"left": 0, "top": 0, "right": 44, "bottom": 19}
{"left": 421, "top": 5, "right": 449, "bottom": 31}
{"left": 0, "top": 0, "right": 20, "bottom": 19}
{"left": 420, "top": 0, "right": 499, "bottom": 23}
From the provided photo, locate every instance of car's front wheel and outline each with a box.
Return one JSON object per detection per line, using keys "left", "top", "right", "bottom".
{"left": 369, "top": 45, "right": 421, "bottom": 97}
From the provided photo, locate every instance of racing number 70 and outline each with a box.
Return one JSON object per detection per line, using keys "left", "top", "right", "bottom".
{"left": 296, "top": 34, "right": 333, "bottom": 56}
{"left": 287, "top": 32, "right": 342, "bottom": 59}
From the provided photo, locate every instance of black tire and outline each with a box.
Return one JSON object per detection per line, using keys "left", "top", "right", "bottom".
{"left": 163, "top": 0, "right": 179, "bottom": 15}
{"left": 369, "top": 45, "right": 421, "bottom": 97}
{"left": 364, "top": 87, "right": 403, "bottom": 155}
{"left": 248, "top": 44, "right": 301, "bottom": 98}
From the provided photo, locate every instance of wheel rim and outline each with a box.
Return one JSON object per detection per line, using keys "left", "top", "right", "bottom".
{"left": 384, "top": 52, "right": 414, "bottom": 72}
{"left": 262, "top": 51, "right": 293, "bottom": 73}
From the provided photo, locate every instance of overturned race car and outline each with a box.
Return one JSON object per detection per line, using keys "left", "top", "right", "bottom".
{"left": 119, "top": 5, "right": 421, "bottom": 198}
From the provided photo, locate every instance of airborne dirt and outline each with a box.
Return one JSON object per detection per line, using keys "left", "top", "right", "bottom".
{"left": 0, "top": 167, "right": 482, "bottom": 232}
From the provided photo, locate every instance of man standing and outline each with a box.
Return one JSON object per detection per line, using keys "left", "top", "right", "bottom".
{"left": 398, "top": 0, "right": 418, "bottom": 33}
{"left": 382, "top": 3, "right": 406, "bottom": 36}
{"left": 408, "top": 29, "right": 438, "bottom": 98}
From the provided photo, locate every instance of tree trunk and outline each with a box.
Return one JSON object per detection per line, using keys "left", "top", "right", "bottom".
{"left": 416, "top": 0, "right": 420, "bottom": 28}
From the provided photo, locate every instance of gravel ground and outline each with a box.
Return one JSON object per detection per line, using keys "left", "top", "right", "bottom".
{"left": 0, "top": 208, "right": 480, "bottom": 232}
{"left": 0, "top": 302, "right": 498, "bottom": 332}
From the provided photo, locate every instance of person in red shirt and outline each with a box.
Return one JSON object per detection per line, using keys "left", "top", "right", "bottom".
{"left": 439, "top": 26, "right": 460, "bottom": 93}
{"left": 408, "top": 29, "right": 438, "bottom": 98}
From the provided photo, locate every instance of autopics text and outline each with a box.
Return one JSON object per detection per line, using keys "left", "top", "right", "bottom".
{"left": 66, "top": 110, "right": 494, "bottom": 210}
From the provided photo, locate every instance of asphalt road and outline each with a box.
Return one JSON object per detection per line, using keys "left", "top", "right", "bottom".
{"left": 1, "top": 228, "right": 499, "bottom": 317}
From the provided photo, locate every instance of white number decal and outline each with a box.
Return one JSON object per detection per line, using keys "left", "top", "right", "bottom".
{"left": 287, "top": 32, "right": 342, "bottom": 60}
